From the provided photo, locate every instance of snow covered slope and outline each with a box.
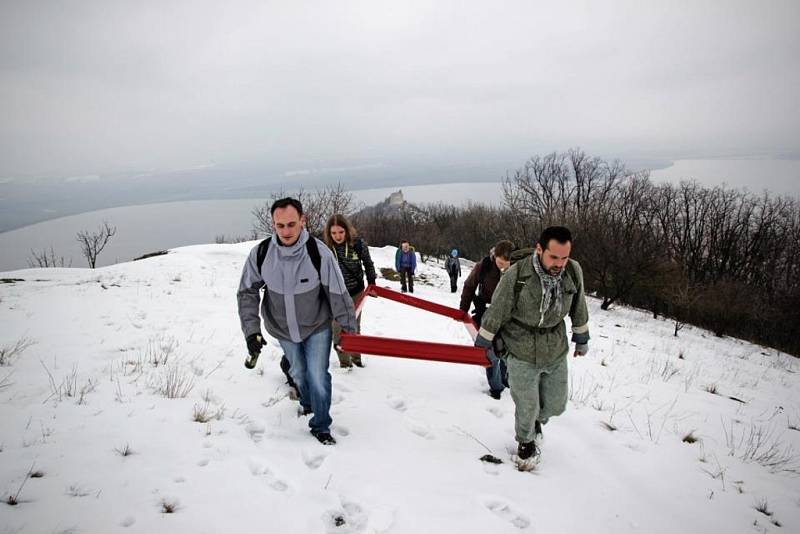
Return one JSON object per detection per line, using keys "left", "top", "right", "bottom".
{"left": 0, "top": 243, "right": 798, "bottom": 533}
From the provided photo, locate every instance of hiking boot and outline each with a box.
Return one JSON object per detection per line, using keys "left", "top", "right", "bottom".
{"left": 534, "top": 420, "right": 543, "bottom": 441}
{"left": 279, "top": 356, "right": 297, "bottom": 389}
{"left": 489, "top": 390, "right": 502, "bottom": 400}
{"left": 352, "top": 358, "right": 365, "bottom": 368}
{"left": 313, "top": 431, "right": 337, "bottom": 445}
{"left": 517, "top": 441, "right": 538, "bottom": 461}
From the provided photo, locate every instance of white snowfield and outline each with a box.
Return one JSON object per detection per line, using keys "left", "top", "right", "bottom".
{"left": 0, "top": 243, "right": 798, "bottom": 533}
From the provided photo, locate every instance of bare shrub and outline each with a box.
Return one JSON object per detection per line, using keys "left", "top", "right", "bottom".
{"left": 682, "top": 430, "right": 699, "bottom": 444}
{"left": 703, "top": 383, "right": 719, "bottom": 395}
{"left": 215, "top": 233, "right": 255, "bottom": 244}
{"left": 599, "top": 421, "right": 617, "bottom": 431}
{"left": 0, "top": 337, "right": 35, "bottom": 366}
{"left": 5, "top": 463, "right": 35, "bottom": 506}
{"left": 192, "top": 401, "right": 224, "bottom": 423}
{"left": 66, "top": 484, "right": 93, "bottom": 497}
{"left": 722, "top": 419, "right": 800, "bottom": 474}
{"left": 145, "top": 336, "right": 177, "bottom": 367}
{"left": 77, "top": 379, "right": 97, "bottom": 405}
{"left": 568, "top": 373, "right": 600, "bottom": 405}
{"left": 27, "top": 246, "right": 72, "bottom": 268}
{"left": 754, "top": 498, "right": 772, "bottom": 517}
{"left": 76, "top": 220, "right": 117, "bottom": 268}
{"left": 114, "top": 443, "right": 134, "bottom": 457}
{"left": 157, "top": 365, "right": 195, "bottom": 399}
{"left": 252, "top": 182, "right": 356, "bottom": 238}
{"left": 659, "top": 359, "right": 680, "bottom": 382}
{"left": 160, "top": 498, "right": 180, "bottom": 513}
{"left": 0, "top": 370, "right": 13, "bottom": 391}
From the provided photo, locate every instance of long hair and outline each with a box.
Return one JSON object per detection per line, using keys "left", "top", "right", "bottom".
{"left": 324, "top": 213, "right": 358, "bottom": 248}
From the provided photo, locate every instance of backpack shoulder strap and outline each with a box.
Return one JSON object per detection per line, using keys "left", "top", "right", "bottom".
{"left": 512, "top": 257, "right": 534, "bottom": 305}
{"left": 256, "top": 237, "right": 272, "bottom": 273}
{"left": 305, "top": 237, "right": 322, "bottom": 279}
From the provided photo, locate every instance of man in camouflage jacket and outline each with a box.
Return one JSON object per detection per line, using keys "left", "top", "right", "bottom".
{"left": 474, "top": 226, "right": 590, "bottom": 466}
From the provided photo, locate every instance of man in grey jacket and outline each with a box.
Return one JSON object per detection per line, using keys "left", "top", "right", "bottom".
{"left": 237, "top": 198, "right": 357, "bottom": 445}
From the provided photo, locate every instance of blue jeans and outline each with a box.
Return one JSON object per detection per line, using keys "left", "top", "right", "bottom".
{"left": 278, "top": 327, "right": 333, "bottom": 434}
{"left": 486, "top": 350, "right": 507, "bottom": 395}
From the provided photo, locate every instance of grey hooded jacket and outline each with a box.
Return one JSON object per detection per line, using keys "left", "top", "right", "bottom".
{"left": 237, "top": 229, "right": 357, "bottom": 343}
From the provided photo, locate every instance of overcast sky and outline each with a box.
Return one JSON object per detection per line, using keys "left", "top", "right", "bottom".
{"left": 1, "top": 0, "right": 799, "bottom": 181}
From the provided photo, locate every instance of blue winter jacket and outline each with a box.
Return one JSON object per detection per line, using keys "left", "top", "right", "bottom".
{"left": 395, "top": 248, "right": 417, "bottom": 274}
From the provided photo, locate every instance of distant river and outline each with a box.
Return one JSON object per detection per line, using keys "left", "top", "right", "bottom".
{"left": 649, "top": 158, "right": 800, "bottom": 197}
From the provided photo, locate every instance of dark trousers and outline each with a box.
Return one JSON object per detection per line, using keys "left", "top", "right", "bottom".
{"left": 449, "top": 274, "right": 458, "bottom": 293}
{"left": 399, "top": 268, "right": 414, "bottom": 293}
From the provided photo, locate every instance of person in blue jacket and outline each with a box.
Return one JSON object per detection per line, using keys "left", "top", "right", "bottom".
{"left": 394, "top": 240, "right": 416, "bottom": 293}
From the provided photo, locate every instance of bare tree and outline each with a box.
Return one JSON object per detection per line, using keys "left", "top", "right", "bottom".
{"left": 27, "top": 246, "right": 72, "bottom": 268}
{"left": 251, "top": 182, "right": 357, "bottom": 239}
{"left": 76, "top": 221, "right": 117, "bottom": 268}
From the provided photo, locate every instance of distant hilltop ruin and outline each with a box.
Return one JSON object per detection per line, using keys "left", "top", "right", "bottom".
{"left": 388, "top": 190, "right": 404, "bottom": 206}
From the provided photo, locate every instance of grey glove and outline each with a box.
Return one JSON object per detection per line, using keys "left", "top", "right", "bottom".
{"left": 475, "top": 334, "right": 498, "bottom": 363}
{"left": 574, "top": 343, "right": 589, "bottom": 357}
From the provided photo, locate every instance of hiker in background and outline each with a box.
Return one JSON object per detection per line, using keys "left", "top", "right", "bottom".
{"left": 444, "top": 248, "right": 461, "bottom": 293}
{"left": 237, "top": 197, "right": 357, "bottom": 445}
{"left": 324, "top": 213, "right": 377, "bottom": 369}
{"left": 395, "top": 240, "right": 416, "bottom": 293}
{"left": 459, "top": 239, "right": 514, "bottom": 399}
{"left": 473, "top": 227, "right": 590, "bottom": 468}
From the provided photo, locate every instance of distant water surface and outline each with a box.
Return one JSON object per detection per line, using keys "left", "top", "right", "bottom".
{"left": 649, "top": 158, "right": 800, "bottom": 197}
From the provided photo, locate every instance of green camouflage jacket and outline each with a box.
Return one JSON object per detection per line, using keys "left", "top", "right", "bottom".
{"left": 478, "top": 256, "right": 590, "bottom": 367}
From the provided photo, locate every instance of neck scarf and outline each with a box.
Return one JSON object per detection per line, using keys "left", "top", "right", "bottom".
{"left": 532, "top": 254, "right": 564, "bottom": 321}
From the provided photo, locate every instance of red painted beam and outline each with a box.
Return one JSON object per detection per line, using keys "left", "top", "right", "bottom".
{"left": 338, "top": 332, "right": 490, "bottom": 367}
{"left": 343, "top": 284, "right": 486, "bottom": 366}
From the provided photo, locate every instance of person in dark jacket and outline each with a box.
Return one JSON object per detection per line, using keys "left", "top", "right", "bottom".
{"left": 459, "top": 240, "right": 514, "bottom": 399}
{"left": 444, "top": 248, "right": 462, "bottom": 293}
{"left": 394, "top": 240, "right": 416, "bottom": 293}
{"left": 324, "top": 213, "right": 377, "bottom": 368}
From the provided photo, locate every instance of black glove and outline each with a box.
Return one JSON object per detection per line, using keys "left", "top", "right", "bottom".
{"left": 245, "top": 333, "right": 267, "bottom": 369}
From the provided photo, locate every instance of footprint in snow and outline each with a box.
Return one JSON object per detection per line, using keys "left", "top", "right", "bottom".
{"left": 386, "top": 395, "right": 407, "bottom": 412}
{"left": 247, "top": 460, "right": 290, "bottom": 492}
{"left": 245, "top": 422, "right": 265, "bottom": 443}
{"left": 120, "top": 516, "right": 136, "bottom": 528}
{"left": 331, "top": 391, "right": 346, "bottom": 405}
{"left": 333, "top": 424, "right": 350, "bottom": 437}
{"left": 405, "top": 418, "right": 434, "bottom": 440}
{"left": 485, "top": 499, "right": 531, "bottom": 529}
{"left": 302, "top": 449, "right": 329, "bottom": 470}
{"left": 486, "top": 406, "right": 504, "bottom": 418}
{"left": 324, "top": 500, "right": 368, "bottom": 533}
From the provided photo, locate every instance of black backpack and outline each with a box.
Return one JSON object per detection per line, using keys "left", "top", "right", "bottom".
{"left": 256, "top": 237, "right": 324, "bottom": 298}
{"left": 256, "top": 236, "right": 323, "bottom": 275}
